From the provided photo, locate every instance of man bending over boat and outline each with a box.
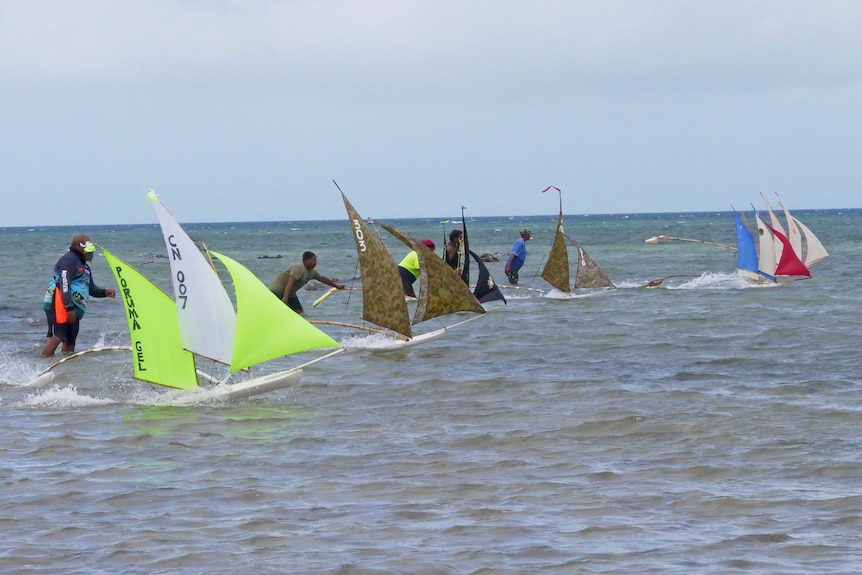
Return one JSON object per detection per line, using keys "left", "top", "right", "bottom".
{"left": 268, "top": 251, "right": 345, "bottom": 315}
{"left": 398, "top": 238, "right": 436, "bottom": 298}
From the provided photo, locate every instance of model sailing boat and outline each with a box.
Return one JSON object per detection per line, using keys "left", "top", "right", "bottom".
{"left": 734, "top": 195, "right": 827, "bottom": 284}
{"left": 647, "top": 194, "right": 827, "bottom": 285}
{"left": 457, "top": 207, "right": 507, "bottom": 305}
{"left": 141, "top": 191, "right": 342, "bottom": 399}
{"left": 760, "top": 193, "right": 829, "bottom": 270}
{"left": 540, "top": 186, "right": 614, "bottom": 296}
{"left": 334, "top": 183, "right": 486, "bottom": 346}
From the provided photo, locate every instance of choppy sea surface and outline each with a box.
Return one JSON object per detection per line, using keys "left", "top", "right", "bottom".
{"left": 1, "top": 209, "right": 860, "bottom": 574}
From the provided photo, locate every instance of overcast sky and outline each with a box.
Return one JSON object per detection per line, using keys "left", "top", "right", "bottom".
{"left": 1, "top": 1, "right": 860, "bottom": 226}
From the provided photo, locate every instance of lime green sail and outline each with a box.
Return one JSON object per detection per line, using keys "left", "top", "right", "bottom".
{"left": 207, "top": 251, "right": 340, "bottom": 372}
{"left": 103, "top": 248, "right": 199, "bottom": 390}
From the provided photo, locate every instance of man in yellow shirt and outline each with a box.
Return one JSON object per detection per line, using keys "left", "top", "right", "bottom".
{"left": 397, "top": 238, "right": 435, "bottom": 298}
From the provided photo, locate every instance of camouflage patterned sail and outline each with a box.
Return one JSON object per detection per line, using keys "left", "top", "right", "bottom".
{"left": 542, "top": 187, "right": 614, "bottom": 291}
{"left": 541, "top": 200, "right": 571, "bottom": 292}
{"left": 381, "top": 223, "right": 485, "bottom": 324}
{"left": 340, "top": 191, "right": 412, "bottom": 339}
{"left": 570, "top": 237, "right": 615, "bottom": 289}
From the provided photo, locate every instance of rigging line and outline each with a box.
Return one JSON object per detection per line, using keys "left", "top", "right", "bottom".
{"left": 309, "top": 320, "right": 411, "bottom": 341}
{"left": 346, "top": 257, "right": 361, "bottom": 308}
{"left": 530, "top": 254, "right": 546, "bottom": 281}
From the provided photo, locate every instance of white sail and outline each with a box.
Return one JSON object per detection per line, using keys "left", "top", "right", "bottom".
{"left": 761, "top": 194, "right": 786, "bottom": 236}
{"left": 755, "top": 212, "right": 777, "bottom": 277}
{"left": 778, "top": 201, "right": 803, "bottom": 261}
{"left": 149, "top": 192, "right": 236, "bottom": 364}
{"left": 791, "top": 215, "right": 829, "bottom": 267}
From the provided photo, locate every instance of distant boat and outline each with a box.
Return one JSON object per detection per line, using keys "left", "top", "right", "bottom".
{"left": 540, "top": 187, "right": 614, "bottom": 294}
{"left": 648, "top": 196, "right": 828, "bottom": 285}
{"left": 735, "top": 208, "right": 810, "bottom": 284}
{"left": 334, "top": 182, "right": 486, "bottom": 346}
{"left": 761, "top": 193, "right": 829, "bottom": 269}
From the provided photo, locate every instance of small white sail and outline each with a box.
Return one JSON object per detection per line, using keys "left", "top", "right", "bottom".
{"left": 755, "top": 212, "right": 777, "bottom": 278}
{"left": 791, "top": 215, "right": 829, "bottom": 267}
{"left": 761, "top": 194, "right": 786, "bottom": 236}
{"left": 778, "top": 200, "right": 804, "bottom": 261}
{"left": 149, "top": 191, "right": 237, "bottom": 364}
{"left": 776, "top": 194, "right": 828, "bottom": 268}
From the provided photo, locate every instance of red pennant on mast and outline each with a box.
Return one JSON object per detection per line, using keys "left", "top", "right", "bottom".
{"left": 540, "top": 186, "right": 561, "bottom": 194}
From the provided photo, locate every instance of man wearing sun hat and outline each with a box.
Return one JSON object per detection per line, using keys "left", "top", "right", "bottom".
{"left": 504, "top": 228, "right": 532, "bottom": 285}
{"left": 397, "top": 238, "right": 436, "bottom": 298}
{"left": 41, "top": 233, "right": 116, "bottom": 357}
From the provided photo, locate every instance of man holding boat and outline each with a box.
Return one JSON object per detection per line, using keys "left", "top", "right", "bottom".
{"left": 269, "top": 251, "right": 344, "bottom": 315}
{"left": 41, "top": 234, "right": 116, "bottom": 357}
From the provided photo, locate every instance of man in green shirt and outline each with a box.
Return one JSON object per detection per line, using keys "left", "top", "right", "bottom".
{"left": 268, "top": 251, "right": 345, "bottom": 314}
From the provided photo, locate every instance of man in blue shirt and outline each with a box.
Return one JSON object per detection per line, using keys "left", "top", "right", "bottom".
{"left": 504, "top": 228, "right": 531, "bottom": 285}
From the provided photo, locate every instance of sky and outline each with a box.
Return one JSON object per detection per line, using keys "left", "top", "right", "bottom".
{"left": 1, "top": 1, "right": 860, "bottom": 227}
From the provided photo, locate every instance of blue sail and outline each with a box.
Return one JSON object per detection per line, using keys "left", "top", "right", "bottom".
{"left": 734, "top": 210, "right": 758, "bottom": 273}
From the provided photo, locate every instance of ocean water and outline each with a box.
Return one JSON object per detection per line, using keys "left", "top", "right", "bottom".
{"left": 1, "top": 209, "right": 860, "bottom": 574}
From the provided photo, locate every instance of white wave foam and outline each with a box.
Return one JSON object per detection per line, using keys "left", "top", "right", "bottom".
{"left": 340, "top": 333, "right": 407, "bottom": 350}
{"left": 19, "top": 385, "right": 115, "bottom": 408}
{"left": 669, "top": 272, "right": 758, "bottom": 290}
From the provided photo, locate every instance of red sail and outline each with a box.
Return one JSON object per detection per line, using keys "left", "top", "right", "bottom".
{"left": 768, "top": 225, "right": 811, "bottom": 277}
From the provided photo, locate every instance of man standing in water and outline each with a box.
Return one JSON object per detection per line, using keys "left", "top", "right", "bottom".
{"left": 42, "top": 234, "right": 116, "bottom": 357}
{"left": 269, "top": 251, "right": 345, "bottom": 315}
{"left": 504, "top": 228, "right": 531, "bottom": 285}
{"left": 397, "top": 238, "right": 436, "bottom": 298}
{"left": 444, "top": 229, "right": 463, "bottom": 276}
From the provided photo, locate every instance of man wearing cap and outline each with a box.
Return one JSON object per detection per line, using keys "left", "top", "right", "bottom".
{"left": 41, "top": 233, "right": 116, "bottom": 357}
{"left": 397, "top": 238, "right": 436, "bottom": 298}
{"left": 504, "top": 228, "right": 532, "bottom": 285}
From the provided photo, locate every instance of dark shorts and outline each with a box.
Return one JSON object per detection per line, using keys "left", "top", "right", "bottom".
{"left": 45, "top": 309, "right": 80, "bottom": 346}
{"left": 398, "top": 266, "right": 417, "bottom": 298}
{"left": 285, "top": 295, "right": 303, "bottom": 314}
{"left": 506, "top": 270, "right": 519, "bottom": 285}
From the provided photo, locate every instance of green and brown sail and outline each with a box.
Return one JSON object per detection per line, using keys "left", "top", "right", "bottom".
{"left": 541, "top": 198, "right": 572, "bottom": 292}
{"left": 380, "top": 223, "right": 485, "bottom": 324}
{"left": 570, "top": 236, "right": 614, "bottom": 289}
{"left": 542, "top": 189, "right": 614, "bottom": 292}
{"left": 340, "top": 191, "right": 413, "bottom": 339}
